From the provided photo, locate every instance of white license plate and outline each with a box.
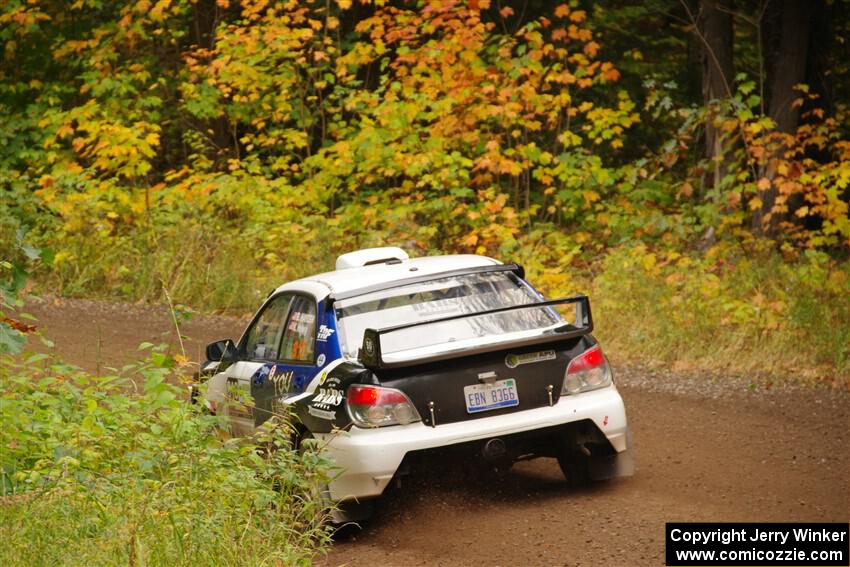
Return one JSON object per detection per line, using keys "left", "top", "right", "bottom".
{"left": 464, "top": 379, "right": 519, "bottom": 413}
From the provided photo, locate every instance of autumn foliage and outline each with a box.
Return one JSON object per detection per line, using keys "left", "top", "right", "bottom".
{"left": 1, "top": 0, "right": 848, "bottom": 379}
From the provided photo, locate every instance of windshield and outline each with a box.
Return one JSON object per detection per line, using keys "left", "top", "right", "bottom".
{"left": 333, "top": 271, "right": 561, "bottom": 358}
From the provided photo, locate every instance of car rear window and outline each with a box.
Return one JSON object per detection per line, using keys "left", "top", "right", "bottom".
{"left": 334, "top": 271, "right": 560, "bottom": 358}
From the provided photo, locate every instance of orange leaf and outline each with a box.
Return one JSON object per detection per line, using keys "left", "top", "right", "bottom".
{"left": 2, "top": 317, "right": 37, "bottom": 334}
{"left": 569, "top": 10, "right": 586, "bottom": 23}
{"left": 583, "top": 41, "right": 599, "bottom": 57}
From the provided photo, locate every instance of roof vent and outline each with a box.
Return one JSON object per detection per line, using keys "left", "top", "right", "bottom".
{"left": 335, "top": 247, "right": 410, "bottom": 270}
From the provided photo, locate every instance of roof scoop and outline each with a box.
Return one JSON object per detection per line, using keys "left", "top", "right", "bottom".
{"left": 335, "top": 247, "right": 410, "bottom": 270}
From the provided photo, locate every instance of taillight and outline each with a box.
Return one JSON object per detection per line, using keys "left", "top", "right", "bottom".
{"left": 562, "top": 345, "right": 612, "bottom": 395}
{"left": 347, "top": 384, "right": 421, "bottom": 428}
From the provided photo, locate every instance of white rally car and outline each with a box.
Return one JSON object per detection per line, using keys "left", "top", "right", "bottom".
{"left": 203, "top": 247, "right": 633, "bottom": 518}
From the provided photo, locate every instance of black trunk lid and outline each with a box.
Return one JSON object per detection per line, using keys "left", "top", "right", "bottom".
{"left": 377, "top": 336, "right": 590, "bottom": 426}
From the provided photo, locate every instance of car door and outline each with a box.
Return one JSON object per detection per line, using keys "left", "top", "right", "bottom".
{"left": 250, "top": 294, "right": 320, "bottom": 427}
{"left": 210, "top": 293, "right": 294, "bottom": 436}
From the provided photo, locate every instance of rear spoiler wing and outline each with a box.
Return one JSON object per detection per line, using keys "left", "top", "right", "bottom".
{"left": 358, "top": 295, "right": 593, "bottom": 370}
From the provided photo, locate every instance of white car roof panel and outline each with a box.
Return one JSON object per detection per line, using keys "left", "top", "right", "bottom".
{"left": 273, "top": 254, "right": 501, "bottom": 300}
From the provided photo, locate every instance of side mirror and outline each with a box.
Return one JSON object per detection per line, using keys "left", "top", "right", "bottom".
{"left": 206, "top": 339, "right": 237, "bottom": 363}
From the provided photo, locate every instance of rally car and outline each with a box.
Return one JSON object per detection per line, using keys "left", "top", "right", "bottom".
{"left": 202, "top": 247, "right": 632, "bottom": 518}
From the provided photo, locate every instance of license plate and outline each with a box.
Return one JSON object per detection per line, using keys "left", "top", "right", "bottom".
{"left": 464, "top": 379, "right": 519, "bottom": 413}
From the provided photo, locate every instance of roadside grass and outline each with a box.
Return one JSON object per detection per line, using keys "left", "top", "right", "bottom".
{"left": 11, "top": 213, "right": 850, "bottom": 385}
{"left": 0, "top": 351, "right": 333, "bottom": 567}
{"left": 581, "top": 245, "right": 850, "bottom": 385}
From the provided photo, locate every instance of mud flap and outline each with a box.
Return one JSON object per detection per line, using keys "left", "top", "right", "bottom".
{"left": 330, "top": 499, "right": 375, "bottom": 526}
{"left": 589, "top": 428, "right": 635, "bottom": 481}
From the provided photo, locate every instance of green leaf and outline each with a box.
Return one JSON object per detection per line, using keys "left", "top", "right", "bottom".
{"left": 0, "top": 323, "right": 26, "bottom": 354}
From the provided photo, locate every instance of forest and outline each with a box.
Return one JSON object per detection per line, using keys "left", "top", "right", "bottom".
{"left": 1, "top": 1, "right": 849, "bottom": 564}
{"left": 2, "top": 0, "right": 849, "bottom": 378}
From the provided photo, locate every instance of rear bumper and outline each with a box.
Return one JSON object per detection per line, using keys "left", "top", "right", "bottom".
{"left": 315, "top": 384, "right": 629, "bottom": 501}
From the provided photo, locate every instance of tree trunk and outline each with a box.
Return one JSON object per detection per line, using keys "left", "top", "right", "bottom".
{"left": 754, "top": 0, "right": 812, "bottom": 234}
{"left": 698, "top": 0, "right": 734, "bottom": 194}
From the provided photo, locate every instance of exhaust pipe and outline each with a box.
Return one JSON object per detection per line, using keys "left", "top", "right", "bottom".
{"left": 482, "top": 438, "right": 507, "bottom": 461}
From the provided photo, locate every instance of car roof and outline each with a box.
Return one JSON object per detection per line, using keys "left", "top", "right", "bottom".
{"left": 273, "top": 254, "right": 502, "bottom": 301}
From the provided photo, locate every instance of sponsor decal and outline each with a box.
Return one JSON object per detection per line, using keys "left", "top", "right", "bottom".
{"left": 316, "top": 353, "right": 326, "bottom": 366}
{"left": 412, "top": 299, "right": 459, "bottom": 317}
{"left": 272, "top": 369, "right": 294, "bottom": 397}
{"left": 505, "top": 349, "right": 556, "bottom": 369}
{"left": 364, "top": 337, "right": 375, "bottom": 356}
{"left": 312, "top": 387, "right": 343, "bottom": 408}
{"left": 308, "top": 406, "right": 337, "bottom": 420}
{"left": 303, "top": 358, "right": 346, "bottom": 394}
{"left": 317, "top": 324, "right": 335, "bottom": 342}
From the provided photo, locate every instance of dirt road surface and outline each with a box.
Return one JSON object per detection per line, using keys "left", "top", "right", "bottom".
{"left": 21, "top": 297, "right": 850, "bottom": 567}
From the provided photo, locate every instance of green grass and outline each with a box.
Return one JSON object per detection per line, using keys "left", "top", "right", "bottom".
{"left": 0, "top": 351, "right": 334, "bottom": 566}
{"left": 582, "top": 245, "right": 850, "bottom": 384}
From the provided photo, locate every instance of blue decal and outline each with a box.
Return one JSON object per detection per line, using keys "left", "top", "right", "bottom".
{"left": 252, "top": 365, "right": 269, "bottom": 386}
{"left": 316, "top": 304, "right": 342, "bottom": 362}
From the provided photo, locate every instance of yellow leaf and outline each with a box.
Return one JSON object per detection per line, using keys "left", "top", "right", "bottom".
{"left": 749, "top": 197, "right": 763, "bottom": 211}
{"left": 581, "top": 190, "right": 599, "bottom": 207}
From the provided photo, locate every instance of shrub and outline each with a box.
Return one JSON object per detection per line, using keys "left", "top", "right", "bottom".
{"left": 0, "top": 352, "right": 333, "bottom": 566}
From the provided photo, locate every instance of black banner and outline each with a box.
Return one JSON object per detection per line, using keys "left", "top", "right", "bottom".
{"left": 666, "top": 523, "right": 849, "bottom": 566}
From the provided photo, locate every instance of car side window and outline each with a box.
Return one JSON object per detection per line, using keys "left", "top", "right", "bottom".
{"left": 279, "top": 295, "right": 317, "bottom": 363}
{"left": 244, "top": 294, "right": 292, "bottom": 361}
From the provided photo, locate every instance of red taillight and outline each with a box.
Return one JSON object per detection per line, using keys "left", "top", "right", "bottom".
{"left": 566, "top": 345, "right": 605, "bottom": 374}
{"left": 562, "top": 345, "right": 612, "bottom": 395}
{"left": 348, "top": 385, "right": 408, "bottom": 406}
{"left": 346, "top": 385, "right": 421, "bottom": 427}
{"left": 348, "top": 385, "right": 380, "bottom": 405}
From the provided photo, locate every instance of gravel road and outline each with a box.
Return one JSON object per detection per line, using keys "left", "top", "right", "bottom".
{"left": 21, "top": 297, "right": 850, "bottom": 567}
